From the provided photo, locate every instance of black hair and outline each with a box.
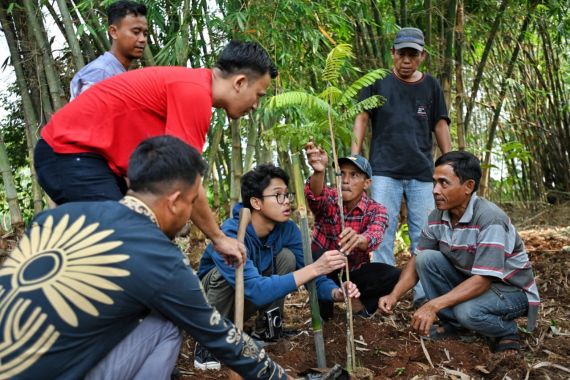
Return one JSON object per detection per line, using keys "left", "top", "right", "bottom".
{"left": 107, "top": 1, "right": 147, "bottom": 26}
{"left": 214, "top": 40, "right": 278, "bottom": 79}
{"left": 241, "top": 164, "right": 289, "bottom": 209}
{"left": 128, "top": 136, "right": 207, "bottom": 195}
{"left": 435, "top": 151, "right": 482, "bottom": 192}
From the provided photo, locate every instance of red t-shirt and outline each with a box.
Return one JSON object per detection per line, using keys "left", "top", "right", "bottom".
{"left": 42, "top": 67, "right": 213, "bottom": 176}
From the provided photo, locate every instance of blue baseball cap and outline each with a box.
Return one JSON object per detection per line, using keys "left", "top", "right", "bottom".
{"left": 393, "top": 27, "right": 425, "bottom": 51}
{"left": 338, "top": 155, "right": 373, "bottom": 179}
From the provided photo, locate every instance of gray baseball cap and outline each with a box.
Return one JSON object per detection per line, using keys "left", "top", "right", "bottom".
{"left": 393, "top": 27, "right": 425, "bottom": 51}
{"left": 338, "top": 155, "right": 373, "bottom": 179}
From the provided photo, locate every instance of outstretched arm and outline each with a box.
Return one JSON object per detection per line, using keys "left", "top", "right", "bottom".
{"left": 378, "top": 256, "right": 419, "bottom": 315}
{"left": 190, "top": 186, "right": 245, "bottom": 266}
{"left": 305, "top": 141, "right": 328, "bottom": 197}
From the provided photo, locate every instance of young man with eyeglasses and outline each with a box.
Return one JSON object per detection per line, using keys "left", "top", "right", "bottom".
{"left": 305, "top": 143, "right": 401, "bottom": 319}
{"left": 352, "top": 27, "right": 452, "bottom": 306}
{"left": 196, "top": 163, "right": 360, "bottom": 370}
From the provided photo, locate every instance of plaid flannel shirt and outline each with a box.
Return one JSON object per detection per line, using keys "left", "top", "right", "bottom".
{"left": 305, "top": 180, "right": 388, "bottom": 270}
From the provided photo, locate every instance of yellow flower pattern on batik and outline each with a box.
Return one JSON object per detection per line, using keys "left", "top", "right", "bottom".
{"left": 0, "top": 214, "right": 130, "bottom": 378}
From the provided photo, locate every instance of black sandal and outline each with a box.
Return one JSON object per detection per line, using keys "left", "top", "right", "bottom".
{"left": 491, "top": 334, "right": 521, "bottom": 353}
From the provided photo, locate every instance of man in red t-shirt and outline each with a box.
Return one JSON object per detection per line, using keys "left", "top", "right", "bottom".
{"left": 34, "top": 40, "right": 277, "bottom": 265}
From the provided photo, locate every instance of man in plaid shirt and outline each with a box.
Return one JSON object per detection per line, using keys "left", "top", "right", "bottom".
{"left": 305, "top": 142, "right": 401, "bottom": 318}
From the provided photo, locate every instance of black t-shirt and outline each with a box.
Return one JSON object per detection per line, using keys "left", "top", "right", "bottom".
{"left": 359, "top": 72, "right": 450, "bottom": 181}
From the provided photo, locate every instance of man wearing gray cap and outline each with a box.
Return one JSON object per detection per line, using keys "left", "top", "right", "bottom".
{"left": 351, "top": 27, "right": 452, "bottom": 306}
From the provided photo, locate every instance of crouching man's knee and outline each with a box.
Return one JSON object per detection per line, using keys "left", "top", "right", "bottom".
{"left": 415, "top": 249, "right": 446, "bottom": 272}
{"left": 275, "top": 248, "right": 296, "bottom": 275}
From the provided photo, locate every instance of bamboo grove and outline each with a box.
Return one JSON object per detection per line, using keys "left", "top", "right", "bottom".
{"left": 0, "top": 0, "right": 568, "bottom": 232}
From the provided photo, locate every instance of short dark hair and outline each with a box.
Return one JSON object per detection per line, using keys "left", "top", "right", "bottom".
{"left": 241, "top": 164, "right": 289, "bottom": 209}
{"left": 107, "top": 1, "right": 147, "bottom": 26}
{"left": 215, "top": 41, "right": 278, "bottom": 79}
{"left": 435, "top": 151, "right": 482, "bottom": 192}
{"left": 128, "top": 136, "right": 207, "bottom": 195}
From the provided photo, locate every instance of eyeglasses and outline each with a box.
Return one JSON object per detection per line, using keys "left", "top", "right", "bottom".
{"left": 260, "top": 192, "right": 295, "bottom": 204}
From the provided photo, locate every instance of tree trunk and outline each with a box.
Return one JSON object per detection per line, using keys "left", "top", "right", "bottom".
{"left": 230, "top": 119, "right": 243, "bottom": 209}
{"left": 440, "top": 0, "right": 458, "bottom": 110}
{"left": 0, "top": 131, "right": 24, "bottom": 232}
{"left": 454, "top": 0, "right": 465, "bottom": 149}
{"left": 203, "top": 121, "right": 224, "bottom": 189}
{"left": 479, "top": 11, "right": 532, "bottom": 196}
{"left": 0, "top": 3, "right": 44, "bottom": 213}
{"left": 244, "top": 118, "right": 258, "bottom": 172}
{"left": 424, "top": 0, "right": 432, "bottom": 71}
{"left": 175, "top": 0, "right": 191, "bottom": 66}
{"left": 399, "top": 0, "right": 407, "bottom": 25}
{"left": 463, "top": 0, "right": 508, "bottom": 133}
{"left": 56, "top": 0, "right": 86, "bottom": 69}
{"left": 22, "top": 0, "right": 67, "bottom": 111}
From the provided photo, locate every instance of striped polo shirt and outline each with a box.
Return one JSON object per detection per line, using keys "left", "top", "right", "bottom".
{"left": 416, "top": 193, "right": 540, "bottom": 330}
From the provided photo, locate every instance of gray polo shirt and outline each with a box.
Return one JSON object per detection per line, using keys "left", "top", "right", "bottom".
{"left": 416, "top": 193, "right": 540, "bottom": 330}
{"left": 70, "top": 52, "right": 125, "bottom": 99}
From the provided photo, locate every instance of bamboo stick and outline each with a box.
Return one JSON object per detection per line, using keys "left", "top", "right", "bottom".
{"left": 291, "top": 153, "right": 327, "bottom": 368}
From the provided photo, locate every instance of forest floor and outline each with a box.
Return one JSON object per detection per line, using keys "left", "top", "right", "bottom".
{"left": 177, "top": 201, "right": 570, "bottom": 379}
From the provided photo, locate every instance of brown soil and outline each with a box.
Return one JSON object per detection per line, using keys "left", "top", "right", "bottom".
{"left": 177, "top": 203, "right": 570, "bottom": 379}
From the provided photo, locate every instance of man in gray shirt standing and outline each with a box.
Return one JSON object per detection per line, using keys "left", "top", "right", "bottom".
{"left": 70, "top": 1, "right": 148, "bottom": 99}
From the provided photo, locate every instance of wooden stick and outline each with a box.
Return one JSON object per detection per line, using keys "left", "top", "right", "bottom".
{"left": 292, "top": 153, "right": 327, "bottom": 368}
{"left": 229, "top": 207, "right": 251, "bottom": 380}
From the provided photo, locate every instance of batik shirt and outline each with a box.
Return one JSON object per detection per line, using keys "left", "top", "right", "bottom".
{"left": 0, "top": 197, "right": 286, "bottom": 379}
{"left": 305, "top": 181, "right": 388, "bottom": 270}
{"left": 416, "top": 193, "right": 540, "bottom": 330}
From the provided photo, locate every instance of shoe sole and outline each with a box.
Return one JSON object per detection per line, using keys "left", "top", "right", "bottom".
{"left": 194, "top": 360, "right": 221, "bottom": 370}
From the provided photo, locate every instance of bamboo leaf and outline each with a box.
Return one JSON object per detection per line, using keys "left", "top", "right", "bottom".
{"left": 323, "top": 43, "right": 353, "bottom": 83}
{"left": 341, "top": 96, "right": 383, "bottom": 121}
{"left": 339, "top": 68, "right": 388, "bottom": 106}
{"left": 318, "top": 86, "right": 343, "bottom": 105}
{"left": 268, "top": 92, "right": 335, "bottom": 118}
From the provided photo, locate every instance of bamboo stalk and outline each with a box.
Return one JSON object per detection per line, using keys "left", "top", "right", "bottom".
{"left": 229, "top": 207, "right": 251, "bottom": 380}
{"left": 327, "top": 99, "right": 356, "bottom": 372}
{"left": 291, "top": 153, "right": 327, "bottom": 368}
{"left": 230, "top": 118, "right": 243, "bottom": 210}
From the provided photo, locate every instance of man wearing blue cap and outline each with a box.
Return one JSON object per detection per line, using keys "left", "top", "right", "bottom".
{"left": 305, "top": 142, "right": 401, "bottom": 319}
{"left": 352, "top": 27, "right": 452, "bottom": 305}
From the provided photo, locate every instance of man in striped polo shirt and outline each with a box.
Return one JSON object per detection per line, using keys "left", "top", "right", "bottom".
{"left": 378, "top": 151, "right": 540, "bottom": 354}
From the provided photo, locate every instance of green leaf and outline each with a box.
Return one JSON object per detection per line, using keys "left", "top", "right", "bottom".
{"left": 339, "top": 68, "right": 388, "bottom": 106}
{"left": 323, "top": 44, "right": 353, "bottom": 83}
{"left": 268, "top": 92, "right": 335, "bottom": 118}
{"left": 341, "top": 95, "right": 382, "bottom": 120}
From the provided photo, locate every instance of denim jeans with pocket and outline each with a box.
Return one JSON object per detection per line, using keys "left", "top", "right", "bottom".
{"left": 370, "top": 176, "right": 434, "bottom": 302}
{"left": 416, "top": 249, "right": 529, "bottom": 338}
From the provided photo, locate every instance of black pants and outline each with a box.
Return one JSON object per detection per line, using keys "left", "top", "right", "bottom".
{"left": 313, "top": 248, "right": 401, "bottom": 319}
{"left": 34, "top": 139, "right": 127, "bottom": 204}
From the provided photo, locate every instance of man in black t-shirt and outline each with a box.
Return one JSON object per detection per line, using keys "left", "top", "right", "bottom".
{"left": 352, "top": 27, "right": 452, "bottom": 305}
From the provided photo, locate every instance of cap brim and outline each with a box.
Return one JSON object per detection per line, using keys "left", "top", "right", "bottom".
{"left": 337, "top": 157, "right": 371, "bottom": 178}
{"left": 394, "top": 42, "right": 424, "bottom": 51}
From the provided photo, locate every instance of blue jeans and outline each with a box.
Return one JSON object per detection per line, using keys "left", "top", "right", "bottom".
{"left": 370, "top": 176, "right": 433, "bottom": 302}
{"left": 370, "top": 176, "right": 434, "bottom": 265}
{"left": 416, "top": 250, "right": 529, "bottom": 338}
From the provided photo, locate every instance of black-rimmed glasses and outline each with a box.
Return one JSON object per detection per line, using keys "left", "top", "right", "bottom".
{"left": 260, "top": 192, "right": 295, "bottom": 204}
